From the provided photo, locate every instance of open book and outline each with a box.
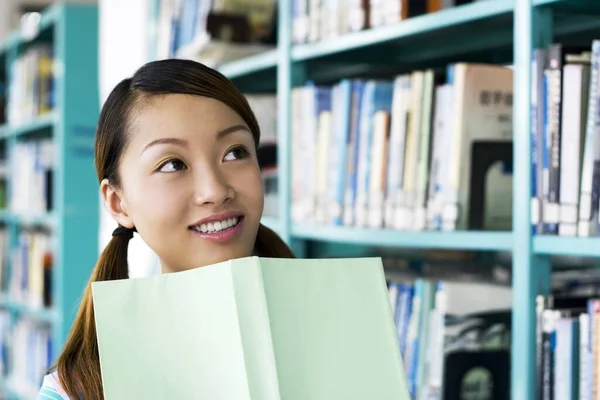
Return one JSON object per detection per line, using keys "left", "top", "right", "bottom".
{"left": 92, "top": 256, "right": 410, "bottom": 399}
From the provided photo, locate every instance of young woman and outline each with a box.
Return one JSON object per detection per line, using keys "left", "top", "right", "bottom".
{"left": 37, "top": 58, "right": 294, "bottom": 400}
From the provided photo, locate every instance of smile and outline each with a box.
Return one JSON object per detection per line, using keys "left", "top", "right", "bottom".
{"left": 190, "top": 217, "right": 241, "bottom": 233}
{"left": 188, "top": 215, "right": 245, "bottom": 243}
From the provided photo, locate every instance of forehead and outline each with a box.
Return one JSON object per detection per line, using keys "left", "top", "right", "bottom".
{"left": 129, "top": 93, "right": 248, "bottom": 145}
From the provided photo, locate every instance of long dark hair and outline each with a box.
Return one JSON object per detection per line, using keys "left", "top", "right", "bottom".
{"left": 55, "top": 59, "right": 294, "bottom": 400}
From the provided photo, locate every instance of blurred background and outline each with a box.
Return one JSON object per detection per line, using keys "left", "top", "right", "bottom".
{"left": 0, "top": 0, "right": 600, "bottom": 399}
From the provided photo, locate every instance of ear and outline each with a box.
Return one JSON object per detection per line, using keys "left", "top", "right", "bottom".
{"left": 100, "top": 178, "right": 135, "bottom": 229}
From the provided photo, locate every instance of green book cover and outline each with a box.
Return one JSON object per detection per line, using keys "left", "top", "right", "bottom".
{"left": 92, "top": 256, "right": 410, "bottom": 399}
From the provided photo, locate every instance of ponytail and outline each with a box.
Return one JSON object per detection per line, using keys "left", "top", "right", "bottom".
{"left": 254, "top": 223, "right": 295, "bottom": 258}
{"left": 56, "top": 226, "right": 134, "bottom": 400}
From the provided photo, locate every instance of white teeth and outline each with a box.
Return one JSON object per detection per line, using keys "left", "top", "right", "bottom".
{"left": 192, "top": 217, "right": 240, "bottom": 233}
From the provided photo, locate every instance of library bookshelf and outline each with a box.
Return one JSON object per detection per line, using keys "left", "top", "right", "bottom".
{"left": 147, "top": 0, "right": 600, "bottom": 399}
{"left": 0, "top": 3, "right": 100, "bottom": 398}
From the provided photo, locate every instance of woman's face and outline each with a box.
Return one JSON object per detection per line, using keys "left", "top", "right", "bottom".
{"left": 101, "top": 94, "right": 264, "bottom": 272}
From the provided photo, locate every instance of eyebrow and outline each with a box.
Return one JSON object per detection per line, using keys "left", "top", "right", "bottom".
{"left": 217, "top": 124, "right": 251, "bottom": 139}
{"left": 141, "top": 125, "right": 251, "bottom": 154}
{"left": 142, "top": 137, "right": 188, "bottom": 154}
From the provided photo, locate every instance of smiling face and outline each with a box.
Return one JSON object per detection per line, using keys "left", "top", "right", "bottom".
{"left": 100, "top": 93, "right": 264, "bottom": 272}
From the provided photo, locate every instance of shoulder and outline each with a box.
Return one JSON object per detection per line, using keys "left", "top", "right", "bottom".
{"left": 37, "top": 371, "right": 72, "bottom": 400}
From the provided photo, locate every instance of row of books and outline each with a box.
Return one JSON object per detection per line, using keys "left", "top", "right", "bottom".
{"left": 387, "top": 277, "right": 512, "bottom": 400}
{"left": 531, "top": 40, "right": 600, "bottom": 237}
{"left": 6, "top": 231, "right": 53, "bottom": 310}
{"left": 0, "top": 311, "right": 8, "bottom": 377}
{"left": 0, "top": 82, "right": 6, "bottom": 125}
{"left": 153, "top": 0, "right": 276, "bottom": 64}
{"left": 4, "top": 43, "right": 54, "bottom": 127}
{"left": 293, "top": 0, "right": 478, "bottom": 45}
{"left": 10, "top": 139, "right": 54, "bottom": 216}
{"left": 0, "top": 159, "right": 7, "bottom": 211}
{"left": 290, "top": 62, "right": 513, "bottom": 231}
{"left": 536, "top": 294, "right": 600, "bottom": 400}
{"left": 0, "top": 229, "right": 6, "bottom": 296}
{"left": 4, "top": 317, "right": 52, "bottom": 398}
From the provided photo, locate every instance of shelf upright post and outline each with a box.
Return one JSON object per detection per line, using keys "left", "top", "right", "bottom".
{"left": 511, "top": 1, "right": 552, "bottom": 399}
{"left": 277, "top": 0, "right": 308, "bottom": 257}
{"left": 147, "top": 0, "right": 160, "bottom": 62}
{"left": 287, "top": 57, "right": 308, "bottom": 257}
{"left": 277, "top": 0, "right": 293, "bottom": 246}
{"left": 53, "top": 4, "right": 100, "bottom": 355}
{"left": 3, "top": 35, "right": 19, "bottom": 334}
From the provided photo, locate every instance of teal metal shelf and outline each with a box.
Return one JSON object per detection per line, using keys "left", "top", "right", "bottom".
{"left": 0, "top": 2, "right": 100, "bottom": 390}
{"left": 0, "top": 294, "right": 57, "bottom": 325}
{"left": 291, "top": 0, "right": 513, "bottom": 61}
{"left": 0, "top": 112, "right": 57, "bottom": 138}
{"left": 7, "top": 211, "right": 56, "bottom": 228}
{"left": 218, "top": 49, "right": 278, "bottom": 79}
{"left": 0, "top": 379, "right": 20, "bottom": 400}
{"left": 0, "top": 210, "right": 55, "bottom": 227}
{"left": 534, "top": 236, "right": 600, "bottom": 257}
{"left": 0, "top": 5, "right": 60, "bottom": 56}
{"left": 534, "top": 0, "right": 600, "bottom": 7}
{"left": 291, "top": 224, "right": 513, "bottom": 251}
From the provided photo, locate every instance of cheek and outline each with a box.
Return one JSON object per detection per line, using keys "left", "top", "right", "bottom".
{"left": 123, "top": 173, "right": 190, "bottom": 227}
{"left": 230, "top": 165, "right": 264, "bottom": 211}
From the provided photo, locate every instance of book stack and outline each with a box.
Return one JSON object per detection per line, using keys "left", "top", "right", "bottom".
{"left": 290, "top": 62, "right": 513, "bottom": 232}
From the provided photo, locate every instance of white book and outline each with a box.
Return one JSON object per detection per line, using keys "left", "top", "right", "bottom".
{"left": 291, "top": 88, "right": 304, "bottom": 223}
{"left": 579, "top": 313, "right": 589, "bottom": 400}
{"left": 384, "top": 75, "right": 411, "bottom": 229}
{"left": 578, "top": 41, "right": 600, "bottom": 237}
{"left": 441, "top": 63, "right": 513, "bottom": 231}
{"left": 315, "top": 98, "right": 332, "bottom": 224}
{"left": 559, "top": 63, "right": 590, "bottom": 236}
{"left": 368, "top": 110, "right": 391, "bottom": 228}
{"left": 427, "top": 84, "right": 452, "bottom": 230}
{"left": 396, "top": 71, "right": 424, "bottom": 231}
{"left": 413, "top": 70, "right": 435, "bottom": 231}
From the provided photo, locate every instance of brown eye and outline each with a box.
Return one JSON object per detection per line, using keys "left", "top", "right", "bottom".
{"left": 159, "top": 158, "right": 187, "bottom": 172}
{"left": 223, "top": 146, "right": 250, "bottom": 162}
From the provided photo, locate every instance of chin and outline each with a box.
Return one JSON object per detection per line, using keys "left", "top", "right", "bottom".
{"left": 173, "top": 246, "right": 254, "bottom": 272}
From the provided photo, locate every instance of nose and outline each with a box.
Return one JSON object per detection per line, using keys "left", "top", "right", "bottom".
{"left": 193, "top": 166, "right": 235, "bottom": 206}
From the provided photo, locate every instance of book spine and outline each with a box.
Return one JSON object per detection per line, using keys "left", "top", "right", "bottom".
{"left": 532, "top": 49, "right": 546, "bottom": 234}
{"left": 343, "top": 81, "right": 365, "bottom": 226}
{"left": 542, "top": 70, "right": 551, "bottom": 234}
{"left": 545, "top": 44, "right": 563, "bottom": 234}
{"left": 559, "top": 63, "right": 590, "bottom": 236}
{"left": 537, "top": 295, "right": 546, "bottom": 399}
{"left": 354, "top": 81, "right": 374, "bottom": 227}
{"left": 384, "top": 75, "right": 411, "bottom": 228}
{"left": 579, "top": 313, "right": 589, "bottom": 400}
{"left": 578, "top": 41, "right": 600, "bottom": 236}
{"left": 426, "top": 84, "right": 450, "bottom": 230}
{"left": 413, "top": 70, "right": 435, "bottom": 231}
{"left": 331, "top": 80, "right": 352, "bottom": 225}
{"left": 398, "top": 71, "right": 424, "bottom": 230}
